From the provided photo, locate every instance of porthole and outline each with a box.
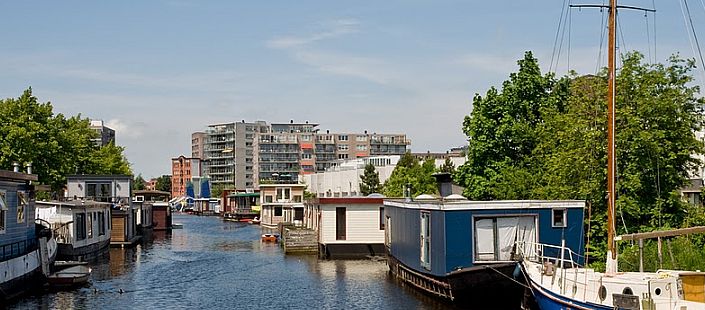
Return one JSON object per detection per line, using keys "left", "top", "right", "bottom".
{"left": 655, "top": 288, "right": 661, "bottom": 296}
{"left": 622, "top": 287, "right": 633, "bottom": 295}
{"left": 598, "top": 285, "right": 607, "bottom": 301}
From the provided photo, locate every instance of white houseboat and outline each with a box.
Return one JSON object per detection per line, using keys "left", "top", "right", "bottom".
{"left": 36, "top": 200, "right": 112, "bottom": 261}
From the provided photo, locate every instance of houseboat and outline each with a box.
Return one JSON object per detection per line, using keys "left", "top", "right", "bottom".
{"left": 384, "top": 194, "right": 585, "bottom": 308}
{"left": 152, "top": 202, "right": 172, "bottom": 230}
{"left": 223, "top": 191, "right": 260, "bottom": 222}
{"left": 133, "top": 190, "right": 171, "bottom": 233}
{"left": 66, "top": 175, "right": 139, "bottom": 247}
{"left": 304, "top": 197, "right": 386, "bottom": 259}
{"left": 1, "top": 168, "right": 58, "bottom": 301}
{"left": 36, "top": 200, "right": 112, "bottom": 261}
{"left": 259, "top": 184, "right": 306, "bottom": 228}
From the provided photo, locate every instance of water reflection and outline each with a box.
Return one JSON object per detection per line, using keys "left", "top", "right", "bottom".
{"left": 10, "top": 214, "right": 454, "bottom": 309}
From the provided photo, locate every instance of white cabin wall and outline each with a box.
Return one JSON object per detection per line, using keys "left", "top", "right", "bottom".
{"left": 320, "top": 204, "right": 384, "bottom": 244}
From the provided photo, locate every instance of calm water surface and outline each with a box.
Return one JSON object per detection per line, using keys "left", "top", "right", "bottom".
{"left": 9, "top": 214, "right": 457, "bottom": 309}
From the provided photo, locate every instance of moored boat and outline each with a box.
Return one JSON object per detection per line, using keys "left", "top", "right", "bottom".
{"left": 384, "top": 183, "right": 586, "bottom": 308}
{"left": 261, "top": 234, "right": 278, "bottom": 242}
{"left": 36, "top": 200, "right": 112, "bottom": 261}
{"left": 1, "top": 168, "right": 58, "bottom": 302}
{"left": 47, "top": 265, "right": 91, "bottom": 288}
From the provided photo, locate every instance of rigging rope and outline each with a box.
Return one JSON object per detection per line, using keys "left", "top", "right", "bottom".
{"left": 680, "top": 0, "right": 705, "bottom": 85}
{"left": 596, "top": 1, "right": 608, "bottom": 74}
{"left": 551, "top": 0, "right": 570, "bottom": 73}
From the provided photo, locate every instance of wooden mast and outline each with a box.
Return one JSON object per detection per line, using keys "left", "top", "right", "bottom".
{"left": 606, "top": 0, "right": 618, "bottom": 273}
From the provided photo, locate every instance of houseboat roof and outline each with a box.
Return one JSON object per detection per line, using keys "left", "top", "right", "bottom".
{"left": 258, "top": 183, "right": 307, "bottom": 188}
{"left": 228, "top": 192, "right": 260, "bottom": 198}
{"left": 383, "top": 199, "right": 585, "bottom": 211}
{"left": 134, "top": 190, "right": 171, "bottom": 196}
{"left": 67, "top": 174, "right": 132, "bottom": 180}
{"left": 311, "top": 197, "right": 385, "bottom": 205}
{"left": 0, "top": 170, "right": 38, "bottom": 182}
{"left": 36, "top": 200, "right": 112, "bottom": 208}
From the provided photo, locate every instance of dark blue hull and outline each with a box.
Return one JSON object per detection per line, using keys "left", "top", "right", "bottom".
{"left": 528, "top": 276, "right": 612, "bottom": 310}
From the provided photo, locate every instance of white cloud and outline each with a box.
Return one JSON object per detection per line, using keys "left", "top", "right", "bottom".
{"left": 266, "top": 18, "right": 360, "bottom": 49}
{"left": 106, "top": 118, "right": 146, "bottom": 139}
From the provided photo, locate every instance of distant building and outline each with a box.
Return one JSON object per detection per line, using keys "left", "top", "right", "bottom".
{"left": 89, "top": 120, "right": 116, "bottom": 146}
{"left": 171, "top": 156, "right": 202, "bottom": 198}
{"left": 304, "top": 155, "right": 400, "bottom": 198}
{"left": 412, "top": 150, "right": 467, "bottom": 169}
{"left": 197, "top": 120, "right": 410, "bottom": 189}
{"left": 146, "top": 178, "right": 158, "bottom": 191}
{"left": 191, "top": 132, "right": 206, "bottom": 159}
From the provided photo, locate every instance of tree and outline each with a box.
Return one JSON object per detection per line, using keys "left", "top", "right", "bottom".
{"left": 88, "top": 141, "right": 131, "bottom": 175}
{"left": 439, "top": 157, "right": 456, "bottom": 174}
{"left": 383, "top": 152, "right": 438, "bottom": 197}
{"left": 359, "top": 163, "right": 381, "bottom": 196}
{"left": 0, "top": 89, "right": 97, "bottom": 192}
{"left": 155, "top": 175, "right": 172, "bottom": 193}
{"left": 454, "top": 51, "right": 566, "bottom": 200}
{"left": 133, "top": 174, "right": 146, "bottom": 190}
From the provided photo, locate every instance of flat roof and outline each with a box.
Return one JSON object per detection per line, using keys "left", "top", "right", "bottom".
{"left": 312, "top": 197, "right": 384, "bottom": 205}
{"left": 36, "top": 200, "right": 112, "bottom": 208}
{"left": 0, "top": 170, "right": 38, "bottom": 182}
{"left": 383, "top": 199, "right": 585, "bottom": 211}
{"left": 228, "top": 192, "right": 260, "bottom": 197}
{"left": 67, "top": 174, "right": 132, "bottom": 180}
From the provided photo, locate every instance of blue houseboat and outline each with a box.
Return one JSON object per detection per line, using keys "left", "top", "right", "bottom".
{"left": 384, "top": 193, "right": 585, "bottom": 308}
{"left": 0, "top": 168, "right": 57, "bottom": 301}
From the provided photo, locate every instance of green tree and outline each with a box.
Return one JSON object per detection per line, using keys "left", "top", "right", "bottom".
{"left": 88, "top": 141, "right": 132, "bottom": 175}
{"left": 454, "top": 51, "right": 566, "bottom": 200}
{"left": 0, "top": 88, "right": 98, "bottom": 192}
{"left": 359, "top": 163, "right": 381, "bottom": 196}
{"left": 383, "top": 152, "right": 438, "bottom": 197}
{"left": 133, "top": 174, "right": 146, "bottom": 190}
{"left": 438, "top": 157, "right": 456, "bottom": 174}
{"left": 155, "top": 175, "right": 172, "bottom": 192}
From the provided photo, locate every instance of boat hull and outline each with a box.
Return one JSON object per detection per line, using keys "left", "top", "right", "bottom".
{"left": 57, "top": 237, "right": 111, "bottom": 261}
{"left": 527, "top": 275, "right": 612, "bottom": 310}
{"left": 388, "top": 256, "right": 527, "bottom": 308}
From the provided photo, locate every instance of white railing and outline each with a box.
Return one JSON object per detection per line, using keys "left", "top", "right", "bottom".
{"left": 515, "top": 240, "right": 584, "bottom": 269}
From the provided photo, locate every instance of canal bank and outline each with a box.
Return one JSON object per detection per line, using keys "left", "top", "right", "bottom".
{"left": 9, "top": 214, "right": 459, "bottom": 309}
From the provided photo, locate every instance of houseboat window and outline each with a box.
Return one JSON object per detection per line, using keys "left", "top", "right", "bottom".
{"left": 76, "top": 213, "right": 87, "bottom": 240}
{"left": 474, "top": 216, "right": 537, "bottom": 262}
{"left": 379, "top": 207, "right": 385, "bottom": 230}
{"left": 293, "top": 195, "right": 302, "bottom": 203}
{"left": 336, "top": 207, "right": 346, "bottom": 240}
{"left": 17, "top": 190, "right": 27, "bottom": 224}
{"left": 552, "top": 209, "right": 567, "bottom": 228}
{"left": 276, "top": 188, "right": 291, "bottom": 200}
{"left": 274, "top": 206, "right": 283, "bottom": 216}
{"left": 86, "top": 183, "right": 112, "bottom": 202}
{"left": 420, "top": 212, "right": 431, "bottom": 270}
{"left": 98, "top": 211, "right": 106, "bottom": 236}
{"left": 87, "top": 212, "right": 94, "bottom": 238}
{"left": 265, "top": 195, "right": 273, "bottom": 203}
{"left": 0, "top": 190, "right": 6, "bottom": 232}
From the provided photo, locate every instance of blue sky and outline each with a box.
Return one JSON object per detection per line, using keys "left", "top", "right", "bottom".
{"left": 1, "top": 1, "right": 704, "bottom": 178}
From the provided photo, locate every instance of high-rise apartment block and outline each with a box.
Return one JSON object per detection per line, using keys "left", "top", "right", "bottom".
{"left": 89, "top": 120, "right": 116, "bottom": 146}
{"left": 197, "top": 120, "right": 410, "bottom": 190}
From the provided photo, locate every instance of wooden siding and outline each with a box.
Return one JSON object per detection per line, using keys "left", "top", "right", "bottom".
{"left": 320, "top": 203, "right": 384, "bottom": 244}
{"left": 0, "top": 181, "right": 36, "bottom": 248}
{"left": 111, "top": 216, "right": 126, "bottom": 242}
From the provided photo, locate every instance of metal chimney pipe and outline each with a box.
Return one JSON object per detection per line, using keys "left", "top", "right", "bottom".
{"left": 26, "top": 162, "right": 32, "bottom": 174}
{"left": 12, "top": 162, "right": 20, "bottom": 173}
{"left": 432, "top": 173, "right": 453, "bottom": 198}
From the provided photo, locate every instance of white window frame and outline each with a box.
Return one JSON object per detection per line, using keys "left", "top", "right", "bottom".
{"left": 0, "top": 190, "right": 7, "bottom": 234}
{"left": 337, "top": 144, "right": 349, "bottom": 151}
{"left": 552, "top": 208, "right": 567, "bottom": 228}
{"left": 17, "top": 190, "right": 27, "bottom": 224}
{"left": 420, "top": 211, "right": 431, "bottom": 270}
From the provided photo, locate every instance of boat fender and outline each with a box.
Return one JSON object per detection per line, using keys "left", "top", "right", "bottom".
{"left": 513, "top": 264, "right": 522, "bottom": 279}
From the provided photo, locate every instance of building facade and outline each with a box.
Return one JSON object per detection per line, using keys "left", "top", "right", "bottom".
{"left": 198, "top": 120, "right": 409, "bottom": 189}
{"left": 89, "top": 120, "right": 116, "bottom": 147}
{"left": 191, "top": 132, "right": 206, "bottom": 159}
{"left": 303, "top": 155, "right": 399, "bottom": 198}
{"left": 171, "top": 156, "right": 202, "bottom": 198}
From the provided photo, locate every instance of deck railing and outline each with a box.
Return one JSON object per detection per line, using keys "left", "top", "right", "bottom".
{"left": 515, "top": 241, "right": 583, "bottom": 269}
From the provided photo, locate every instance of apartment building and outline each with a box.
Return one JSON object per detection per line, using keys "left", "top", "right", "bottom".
{"left": 191, "top": 132, "right": 206, "bottom": 159}
{"left": 199, "top": 120, "right": 410, "bottom": 189}
{"left": 171, "top": 156, "right": 202, "bottom": 198}
{"left": 89, "top": 120, "right": 116, "bottom": 146}
{"left": 203, "top": 121, "right": 268, "bottom": 189}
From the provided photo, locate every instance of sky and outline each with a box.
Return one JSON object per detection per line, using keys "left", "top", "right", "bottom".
{"left": 1, "top": 1, "right": 704, "bottom": 178}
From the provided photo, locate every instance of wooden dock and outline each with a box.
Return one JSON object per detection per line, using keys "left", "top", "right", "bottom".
{"left": 281, "top": 227, "right": 317, "bottom": 254}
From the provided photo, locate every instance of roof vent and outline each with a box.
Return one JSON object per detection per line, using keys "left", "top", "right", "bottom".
{"left": 444, "top": 194, "right": 467, "bottom": 200}
{"left": 415, "top": 194, "right": 435, "bottom": 200}
{"left": 367, "top": 193, "right": 385, "bottom": 198}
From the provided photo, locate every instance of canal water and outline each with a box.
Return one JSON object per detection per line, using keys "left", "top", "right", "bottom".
{"left": 9, "top": 214, "right": 459, "bottom": 309}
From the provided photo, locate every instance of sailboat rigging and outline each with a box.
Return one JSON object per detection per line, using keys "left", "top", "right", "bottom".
{"left": 519, "top": 1, "right": 705, "bottom": 309}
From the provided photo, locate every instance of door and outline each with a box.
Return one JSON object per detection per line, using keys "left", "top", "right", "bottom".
{"left": 336, "top": 207, "right": 346, "bottom": 240}
{"left": 420, "top": 212, "right": 431, "bottom": 269}
{"left": 475, "top": 218, "right": 496, "bottom": 261}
